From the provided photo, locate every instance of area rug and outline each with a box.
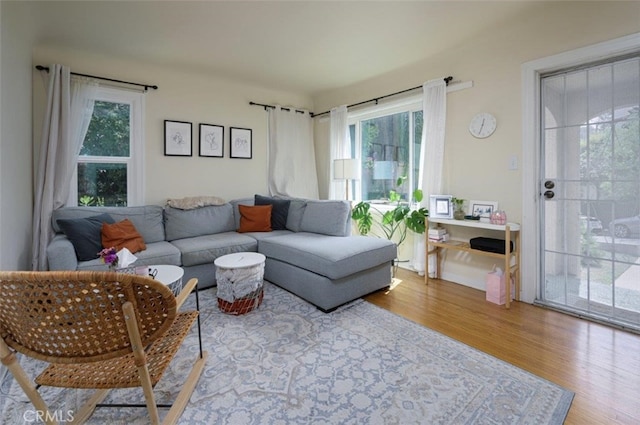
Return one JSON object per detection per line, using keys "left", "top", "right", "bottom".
{"left": 0, "top": 282, "right": 573, "bottom": 424}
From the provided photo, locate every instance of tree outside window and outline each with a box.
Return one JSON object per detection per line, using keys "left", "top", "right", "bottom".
{"left": 72, "top": 87, "right": 144, "bottom": 206}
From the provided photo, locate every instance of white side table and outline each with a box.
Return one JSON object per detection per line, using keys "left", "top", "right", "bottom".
{"left": 214, "top": 252, "right": 265, "bottom": 315}
{"left": 147, "top": 264, "right": 184, "bottom": 297}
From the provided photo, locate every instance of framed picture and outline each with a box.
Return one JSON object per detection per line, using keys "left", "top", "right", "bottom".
{"left": 199, "top": 124, "right": 224, "bottom": 157}
{"left": 468, "top": 200, "right": 498, "bottom": 218}
{"left": 429, "top": 195, "right": 453, "bottom": 219}
{"left": 164, "top": 120, "right": 192, "bottom": 156}
{"left": 230, "top": 127, "right": 252, "bottom": 159}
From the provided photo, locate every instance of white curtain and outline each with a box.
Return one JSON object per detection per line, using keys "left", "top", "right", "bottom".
{"left": 412, "top": 78, "right": 447, "bottom": 275}
{"left": 267, "top": 106, "right": 319, "bottom": 199}
{"left": 329, "top": 105, "right": 350, "bottom": 200}
{"left": 31, "top": 65, "right": 98, "bottom": 270}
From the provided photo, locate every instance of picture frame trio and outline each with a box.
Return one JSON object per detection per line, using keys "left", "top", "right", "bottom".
{"left": 429, "top": 195, "right": 498, "bottom": 220}
{"left": 164, "top": 120, "right": 252, "bottom": 159}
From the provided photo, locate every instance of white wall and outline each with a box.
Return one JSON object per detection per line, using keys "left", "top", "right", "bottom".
{"left": 0, "top": 2, "right": 35, "bottom": 270}
{"left": 312, "top": 1, "right": 640, "bottom": 294}
{"left": 32, "top": 46, "right": 313, "bottom": 206}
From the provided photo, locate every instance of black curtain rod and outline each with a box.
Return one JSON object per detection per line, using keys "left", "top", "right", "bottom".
{"left": 35, "top": 65, "right": 158, "bottom": 91}
{"left": 312, "top": 76, "right": 453, "bottom": 118}
{"left": 249, "top": 102, "right": 310, "bottom": 115}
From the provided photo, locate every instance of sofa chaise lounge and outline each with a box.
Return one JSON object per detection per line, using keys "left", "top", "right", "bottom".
{"left": 47, "top": 196, "right": 397, "bottom": 312}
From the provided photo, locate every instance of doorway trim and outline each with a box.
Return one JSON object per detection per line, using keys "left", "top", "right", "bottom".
{"left": 521, "top": 33, "right": 640, "bottom": 304}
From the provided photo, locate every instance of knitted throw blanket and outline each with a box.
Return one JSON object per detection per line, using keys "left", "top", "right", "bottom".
{"left": 166, "top": 196, "right": 226, "bottom": 210}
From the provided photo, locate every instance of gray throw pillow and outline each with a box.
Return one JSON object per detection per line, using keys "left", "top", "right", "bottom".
{"left": 56, "top": 213, "right": 115, "bottom": 261}
{"left": 300, "top": 200, "right": 350, "bottom": 236}
{"left": 164, "top": 204, "right": 235, "bottom": 241}
{"left": 285, "top": 199, "right": 307, "bottom": 232}
{"left": 255, "top": 195, "right": 290, "bottom": 231}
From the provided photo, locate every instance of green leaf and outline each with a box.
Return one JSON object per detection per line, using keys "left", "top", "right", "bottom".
{"left": 79, "top": 195, "right": 94, "bottom": 206}
{"left": 389, "top": 190, "right": 401, "bottom": 203}
{"left": 406, "top": 208, "right": 428, "bottom": 234}
{"left": 351, "top": 202, "right": 373, "bottom": 235}
{"left": 413, "top": 189, "right": 423, "bottom": 203}
{"left": 351, "top": 201, "right": 370, "bottom": 219}
{"left": 382, "top": 210, "right": 395, "bottom": 225}
{"left": 357, "top": 214, "right": 373, "bottom": 235}
{"left": 396, "top": 176, "right": 407, "bottom": 187}
{"left": 393, "top": 205, "right": 410, "bottom": 222}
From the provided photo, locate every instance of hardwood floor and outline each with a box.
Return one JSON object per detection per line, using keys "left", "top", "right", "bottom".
{"left": 364, "top": 268, "right": 640, "bottom": 425}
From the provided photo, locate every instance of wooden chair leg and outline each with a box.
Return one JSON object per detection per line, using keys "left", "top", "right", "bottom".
{"left": 164, "top": 283, "right": 207, "bottom": 425}
{"left": 0, "top": 339, "right": 57, "bottom": 425}
{"left": 139, "top": 364, "right": 161, "bottom": 425}
{"left": 162, "top": 351, "right": 208, "bottom": 425}
{"left": 123, "top": 301, "right": 161, "bottom": 424}
{"left": 175, "top": 278, "right": 198, "bottom": 310}
{"left": 70, "top": 389, "right": 110, "bottom": 425}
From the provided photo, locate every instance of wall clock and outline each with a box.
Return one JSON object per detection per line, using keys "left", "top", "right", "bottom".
{"left": 469, "top": 113, "right": 497, "bottom": 139}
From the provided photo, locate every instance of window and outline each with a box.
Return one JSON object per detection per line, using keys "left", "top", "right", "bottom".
{"left": 348, "top": 99, "right": 423, "bottom": 203}
{"left": 70, "top": 87, "right": 144, "bottom": 206}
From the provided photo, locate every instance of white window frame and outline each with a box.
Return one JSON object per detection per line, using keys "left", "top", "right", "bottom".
{"left": 348, "top": 95, "right": 423, "bottom": 204}
{"left": 69, "top": 87, "right": 145, "bottom": 206}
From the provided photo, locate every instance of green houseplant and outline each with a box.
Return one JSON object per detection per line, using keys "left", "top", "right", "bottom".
{"left": 351, "top": 176, "right": 429, "bottom": 249}
{"left": 451, "top": 197, "right": 465, "bottom": 220}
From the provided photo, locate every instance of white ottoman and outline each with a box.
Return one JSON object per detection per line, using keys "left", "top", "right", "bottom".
{"left": 214, "top": 252, "right": 265, "bottom": 315}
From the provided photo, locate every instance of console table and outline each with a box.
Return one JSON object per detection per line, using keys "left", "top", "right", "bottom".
{"left": 425, "top": 218, "right": 521, "bottom": 308}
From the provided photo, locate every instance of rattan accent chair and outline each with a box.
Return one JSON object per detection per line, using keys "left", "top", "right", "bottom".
{"left": 0, "top": 271, "right": 207, "bottom": 425}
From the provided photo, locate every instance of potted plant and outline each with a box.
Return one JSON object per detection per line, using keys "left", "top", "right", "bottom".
{"left": 351, "top": 176, "right": 429, "bottom": 250}
{"left": 452, "top": 197, "right": 465, "bottom": 220}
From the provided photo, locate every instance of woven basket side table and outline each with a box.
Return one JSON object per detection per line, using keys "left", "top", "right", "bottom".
{"left": 214, "top": 252, "right": 266, "bottom": 315}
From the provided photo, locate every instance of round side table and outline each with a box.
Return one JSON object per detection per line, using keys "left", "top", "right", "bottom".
{"left": 147, "top": 264, "right": 184, "bottom": 297}
{"left": 214, "top": 252, "right": 265, "bottom": 315}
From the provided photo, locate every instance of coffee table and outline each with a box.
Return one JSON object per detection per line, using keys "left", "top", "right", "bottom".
{"left": 214, "top": 252, "right": 265, "bottom": 315}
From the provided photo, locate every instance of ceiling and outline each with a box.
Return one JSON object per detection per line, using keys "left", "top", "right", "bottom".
{"left": 29, "top": 1, "right": 541, "bottom": 95}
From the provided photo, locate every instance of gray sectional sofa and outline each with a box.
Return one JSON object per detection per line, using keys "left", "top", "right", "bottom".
{"left": 47, "top": 196, "right": 396, "bottom": 312}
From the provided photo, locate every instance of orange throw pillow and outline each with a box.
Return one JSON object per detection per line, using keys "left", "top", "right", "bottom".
{"left": 101, "top": 219, "right": 147, "bottom": 253}
{"left": 238, "top": 205, "right": 272, "bottom": 233}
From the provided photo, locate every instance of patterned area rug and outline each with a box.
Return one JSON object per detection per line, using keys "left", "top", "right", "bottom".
{"left": 1, "top": 282, "right": 573, "bottom": 424}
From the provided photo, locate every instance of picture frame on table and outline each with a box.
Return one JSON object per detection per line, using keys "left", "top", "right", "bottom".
{"left": 468, "top": 200, "right": 499, "bottom": 219}
{"left": 164, "top": 120, "right": 192, "bottom": 156}
{"left": 199, "top": 124, "right": 224, "bottom": 157}
{"left": 230, "top": 127, "right": 252, "bottom": 159}
{"left": 429, "top": 195, "right": 453, "bottom": 219}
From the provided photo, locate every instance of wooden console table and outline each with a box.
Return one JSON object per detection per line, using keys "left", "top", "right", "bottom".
{"left": 425, "top": 218, "right": 521, "bottom": 308}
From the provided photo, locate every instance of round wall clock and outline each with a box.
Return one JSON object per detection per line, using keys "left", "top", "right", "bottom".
{"left": 469, "top": 113, "right": 497, "bottom": 139}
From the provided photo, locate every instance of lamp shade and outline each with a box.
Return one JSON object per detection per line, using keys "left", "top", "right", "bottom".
{"left": 334, "top": 158, "right": 360, "bottom": 180}
{"left": 373, "top": 161, "right": 396, "bottom": 180}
